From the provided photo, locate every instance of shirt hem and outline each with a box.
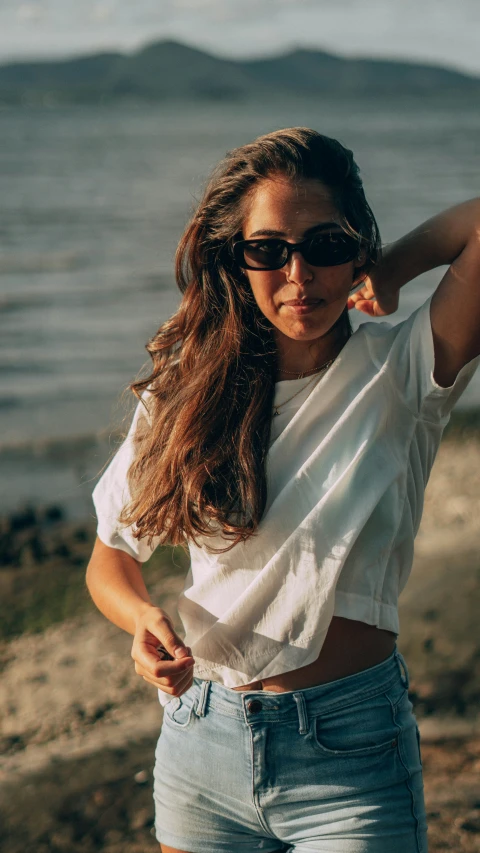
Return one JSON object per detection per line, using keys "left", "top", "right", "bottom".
{"left": 333, "top": 589, "right": 399, "bottom": 635}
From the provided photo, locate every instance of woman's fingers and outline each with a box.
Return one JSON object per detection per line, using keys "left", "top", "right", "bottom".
{"left": 133, "top": 636, "right": 194, "bottom": 680}
{"left": 353, "top": 298, "right": 379, "bottom": 316}
{"left": 131, "top": 607, "right": 194, "bottom": 674}
{"left": 129, "top": 606, "right": 195, "bottom": 696}
{"left": 140, "top": 663, "right": 195, "bottom": 695}
{"left": 348, "top": 274, "right": 399, "bottom": 317}
{"left": 134, "top": 655, "right": 193, "bottom": 682}
{"left": 348, "top": 280, "right": 374, "bottom": 311}
{"left": 348, "top": 287, "right": 398, "bottom": 316}
{"left": 135, "top": 655, "right": 193, "bottom": 679}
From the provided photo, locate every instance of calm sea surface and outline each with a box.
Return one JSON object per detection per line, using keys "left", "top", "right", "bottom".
{"left": 1, "top": 96, "right": 479, "bottom": 516}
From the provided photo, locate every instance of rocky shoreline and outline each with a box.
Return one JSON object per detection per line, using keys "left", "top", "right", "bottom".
{"left": 1, "top": 432, "right": 479, "bottom": 851}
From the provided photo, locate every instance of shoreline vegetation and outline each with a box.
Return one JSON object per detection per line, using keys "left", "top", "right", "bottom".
{"left": 1, "top": 422, "right": 480, "bottom": 850}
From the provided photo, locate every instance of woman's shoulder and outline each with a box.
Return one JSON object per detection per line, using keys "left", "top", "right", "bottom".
{"left": 353, "top": 313, "right": 400, "bottom": 343}
{"left": 346, "top": 311, "right": 401, "bottom": 369}
{"left": 343, "top": 299, "right": 436, "bottom": 388}
{"left": 352, "top": 297, "right": 431, "bottom": 359}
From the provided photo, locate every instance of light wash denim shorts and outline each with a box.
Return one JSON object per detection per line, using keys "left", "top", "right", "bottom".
{"left": 153, "top": 648, "right": 427, "bottom": 852}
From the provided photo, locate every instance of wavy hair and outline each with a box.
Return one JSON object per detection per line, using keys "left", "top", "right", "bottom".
{"left": 118, "top": 127, "right": 382, "bottom": 554}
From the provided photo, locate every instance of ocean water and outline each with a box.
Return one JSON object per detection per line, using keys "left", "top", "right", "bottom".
{"left": 1, "top": 95, "right": 479, "bottom": 517}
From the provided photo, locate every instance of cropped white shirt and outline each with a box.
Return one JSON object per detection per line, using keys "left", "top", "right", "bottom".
{"left": 92, "top": 295, "right": 480, "bottom": 705}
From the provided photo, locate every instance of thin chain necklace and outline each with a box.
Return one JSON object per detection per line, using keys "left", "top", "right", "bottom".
{"left": 278, "top": 354, "right": 336, "bottom": 378}
{"left": 274, "top": 321, "right": 351, "bottom": 417}
{"left": 273, "top": 357, "right": 335, "bottom": 416}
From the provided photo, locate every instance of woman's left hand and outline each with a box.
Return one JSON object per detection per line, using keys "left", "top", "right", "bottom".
{"left": 347, "top": 276, "right": 399, "bottom": 317}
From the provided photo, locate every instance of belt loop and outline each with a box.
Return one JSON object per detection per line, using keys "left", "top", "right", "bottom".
{"left": 195, "top": 680, "right": 211, "bottom": 717}
{"left": 292, "top": 692, "right": 309, "bottom": 735}
{"left": 395, "top": 650, "right": 410, "bottom": 690}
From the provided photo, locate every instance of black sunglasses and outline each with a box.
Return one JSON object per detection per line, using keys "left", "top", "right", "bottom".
{"left": 233, "top": 231, "right": 360, "bottom": 271}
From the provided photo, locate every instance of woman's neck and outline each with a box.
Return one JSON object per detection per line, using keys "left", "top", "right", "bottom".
{"left": 275, "top": 320, "right": 351, "bottom": 382}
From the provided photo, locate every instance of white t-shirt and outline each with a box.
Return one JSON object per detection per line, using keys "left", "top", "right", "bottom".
{"left": 92, "top": 295, "right": 480, "bottom": 705}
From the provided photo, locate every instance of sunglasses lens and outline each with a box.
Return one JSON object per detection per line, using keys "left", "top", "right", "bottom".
{"left": 236, "top": 233, "right": 360, "bottom": 270}
{"left": 305, "top": 234, "right": 358, "bottom": 266}
{"left": 240, "top": 240, "right": 287, "bottom": 270}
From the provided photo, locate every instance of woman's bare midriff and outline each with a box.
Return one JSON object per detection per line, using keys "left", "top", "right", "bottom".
{"left": 232, "top": 616, "right": 397, "bottom": 693}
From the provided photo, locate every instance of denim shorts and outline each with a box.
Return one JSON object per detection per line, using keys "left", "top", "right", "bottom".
{"left": 153, "top": 648, "right": 427, "bottom": 852}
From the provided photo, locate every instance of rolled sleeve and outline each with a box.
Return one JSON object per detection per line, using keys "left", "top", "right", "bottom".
{"left": 92, "top": 393, "right": 161, "bottom": 562}
{"left": 385, "top": 294, "right": 480, "bottom": 423}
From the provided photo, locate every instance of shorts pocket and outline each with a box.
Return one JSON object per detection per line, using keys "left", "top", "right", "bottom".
{"left": 311, "top": 688, "right": 402, "bottom": 757}
{"left": 162, "top": 688, "right": 196, "bottom": 730}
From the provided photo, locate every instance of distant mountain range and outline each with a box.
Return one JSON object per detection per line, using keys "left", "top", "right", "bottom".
{"left": 0, "top": 39, "right": 479, "bottom": 105}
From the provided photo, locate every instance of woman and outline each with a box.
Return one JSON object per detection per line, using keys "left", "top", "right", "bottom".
{"left": 86, "top": 128, "right": 480, "bottom": 853}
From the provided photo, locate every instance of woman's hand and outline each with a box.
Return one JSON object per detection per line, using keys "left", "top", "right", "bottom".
{"left": 347, "top": 274, "right": 399, "bottom": 317}
{"left": 131, "top": 604, "right": 195, "bottom": 697}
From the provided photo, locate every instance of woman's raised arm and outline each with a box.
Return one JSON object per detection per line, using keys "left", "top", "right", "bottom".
{"left": 349, "top": 197, "right": 480, "bottom": 387}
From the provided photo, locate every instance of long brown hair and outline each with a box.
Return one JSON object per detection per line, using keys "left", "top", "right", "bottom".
{"left": 118, "top": 127, "right": 382, "bottom": 554}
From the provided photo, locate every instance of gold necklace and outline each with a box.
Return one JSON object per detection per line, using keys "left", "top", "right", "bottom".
{"left": 277, "top": 355, "right": 336, "bottom": 379}
{"left": 277, "top": 325, "right": 351, "bottom": 380}
{"left": 273, "top": 359, "right": 334, "bottom": 417}
{"left": 280, "top": 356, "right": 337, "bottom": 379}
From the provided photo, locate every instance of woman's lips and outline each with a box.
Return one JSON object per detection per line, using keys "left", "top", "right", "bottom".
{"left": 283, "top": 300, "right": 323, "bottom": 314}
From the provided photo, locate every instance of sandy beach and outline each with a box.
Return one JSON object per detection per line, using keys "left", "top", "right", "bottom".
{"left": 1, "top": 432, "right": 479, "bottom": 851}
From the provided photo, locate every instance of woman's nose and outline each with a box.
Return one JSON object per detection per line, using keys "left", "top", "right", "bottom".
{"left": 286, "top": 250, "right": 314, "bottom": 284}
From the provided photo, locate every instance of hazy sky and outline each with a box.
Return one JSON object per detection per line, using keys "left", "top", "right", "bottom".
{"left": 1, "top": 0, "right": 479, "bottom": 75}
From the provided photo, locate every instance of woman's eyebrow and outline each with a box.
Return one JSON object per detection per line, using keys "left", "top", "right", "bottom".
{"left": 247, "top": 221, "right": 342, "bottom": 239}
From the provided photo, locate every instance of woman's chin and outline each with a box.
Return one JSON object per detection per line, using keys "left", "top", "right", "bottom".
{"left": 278, "top": 314, "right": 340, "bottom": 340}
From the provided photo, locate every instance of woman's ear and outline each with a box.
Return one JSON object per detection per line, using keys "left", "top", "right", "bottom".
{"left": 354, "top": 248, "right": 367, "bottom": 268}
{"left": 351, "top": 249, "right": 368, "bottom": 289}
